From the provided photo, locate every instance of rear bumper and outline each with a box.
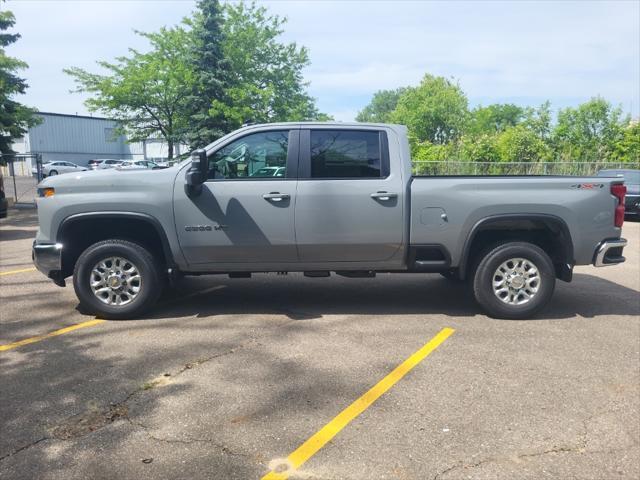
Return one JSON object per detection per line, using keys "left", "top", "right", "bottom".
{"left": 593, "top": 238, "right": 627, "bottom": 267}
{"left": 32, "top": 241, "right": 65, "bottom": 285}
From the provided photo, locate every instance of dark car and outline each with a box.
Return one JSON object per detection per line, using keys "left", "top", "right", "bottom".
{"left": 0, "top": 171, "right": 8, "bottom": 218}
{"left": 598, "top": 169, "right": 640, "bottom": 217}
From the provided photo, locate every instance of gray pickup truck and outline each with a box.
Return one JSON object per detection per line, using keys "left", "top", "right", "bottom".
{"left": 33, "top": 122, "right": 628, "bottom": 320}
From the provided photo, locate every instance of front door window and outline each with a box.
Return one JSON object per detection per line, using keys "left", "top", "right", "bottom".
{"left": 207, "top": 131, "right": 290, "bottom": 180}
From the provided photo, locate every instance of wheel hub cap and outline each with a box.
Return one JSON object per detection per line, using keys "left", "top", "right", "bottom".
{"left": 90, "top": 256, "right": 141, "bottom": 306}
{"left": 492, "top": 258, "right": 541, "bottom": 306}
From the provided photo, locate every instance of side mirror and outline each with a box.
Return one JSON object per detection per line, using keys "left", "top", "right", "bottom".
{"left": 185, "top": 149, "right": 208, "bottom": 196}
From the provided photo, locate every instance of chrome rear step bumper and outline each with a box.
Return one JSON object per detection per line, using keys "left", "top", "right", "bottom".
{"left": 593, "top": 238, "right": 627, "bottom": 267}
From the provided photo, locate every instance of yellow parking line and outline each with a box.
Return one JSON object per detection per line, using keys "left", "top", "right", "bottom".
{"left": 261, "top": 327, "right": 455, "bottom": 480}
{"left": 0, "top": 267, "right": 37, "bottom": 276}
{"left": 0, "top": 319, "right": 106, "bottom": 352}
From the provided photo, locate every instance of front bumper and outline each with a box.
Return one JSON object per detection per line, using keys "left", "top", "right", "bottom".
{"left": 593, "top": 238, "right": 627, "bottom": 267}
{"left": 32, "top": 241, "right": 65, "bottom": 286}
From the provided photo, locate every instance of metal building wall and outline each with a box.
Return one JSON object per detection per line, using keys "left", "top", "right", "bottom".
{"left": 25, "top": 113, "right": 139, "bottom": 166}
{"left": 10, "top": 113, "right": 186, "bottom": 174}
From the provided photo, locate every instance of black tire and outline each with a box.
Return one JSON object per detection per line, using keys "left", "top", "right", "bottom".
{"left": 472, "top": 241, "right": 555, "bottom": 319}
{"left": 73, "top": 239, "right": 163, "bottom": 319}
{"left": 49, "top": 170, "right": 58, "bottom": 176}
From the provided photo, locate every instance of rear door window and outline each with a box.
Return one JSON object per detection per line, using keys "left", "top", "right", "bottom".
{"left": 308, "top": 130, "right": 385, "bottom": 179}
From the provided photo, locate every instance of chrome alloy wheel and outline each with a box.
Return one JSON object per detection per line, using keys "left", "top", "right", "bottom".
{"left": 492, "top": 257, "right": 540, "bottom": 305}
{"left": 90, "top": 256, "right": 141, "bottom": 306}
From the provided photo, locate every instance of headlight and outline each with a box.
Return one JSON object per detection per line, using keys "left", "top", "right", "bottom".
{"left": 38, "top": 187, "right": 55, "bottom": 198}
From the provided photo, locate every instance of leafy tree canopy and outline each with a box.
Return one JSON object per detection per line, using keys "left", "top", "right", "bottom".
{"left": 391, "top": 74, "right": 468, "bottom": 145}
{"left": 359, "top": 73, "right": 638, "bottom": 165}
{"left": 355, "top": 88, "right": 407, "bottom": 123}
{"left": 498, "top": 125, "right": 551, "bottom": 163}
{"left": 212, "top": 1, "right": 326, "bottom": 130}
{"left": 0, "top": 5, "right": 38, "bottom": 160}
{"left": 553, "top": 97, "right": 628, "bottom": 161}
{"left": 65, "top": 0, "right": 327, "bottom": 153}
{"left": 65, "top": 27, "right": 194, "bottom": 159}
{"left": 185, "top": 0, "right": 230, "bottom": 148}
{"left": 467, "top": 103, "right": 524, "bottom": 137}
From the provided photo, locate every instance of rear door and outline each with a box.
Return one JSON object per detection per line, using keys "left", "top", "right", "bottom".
{"left": 173, "top": 128, "right": 300, "bottom": 265}
{"left": 294, "top": 127, "right": 404, "bottom": 263}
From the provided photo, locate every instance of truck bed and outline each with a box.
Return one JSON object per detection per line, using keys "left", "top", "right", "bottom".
{"left": 409, "top": 175, "right": 623, "bottom": 267}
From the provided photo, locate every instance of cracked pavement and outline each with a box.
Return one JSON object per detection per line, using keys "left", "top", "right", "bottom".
{"left": 1, "top": 209, "right": 639, "bottom": 479}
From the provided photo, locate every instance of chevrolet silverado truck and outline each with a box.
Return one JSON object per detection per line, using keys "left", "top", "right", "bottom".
{"left": 33, "top": 122, "right": 628, "bottom": 320}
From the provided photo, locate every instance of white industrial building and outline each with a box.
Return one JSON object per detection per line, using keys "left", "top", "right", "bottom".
{"left": 4, "top": 112, "right": 185, "bottom": 175}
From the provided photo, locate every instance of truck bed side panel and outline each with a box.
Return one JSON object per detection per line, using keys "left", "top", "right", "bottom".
{"left": 409, "top": 176, "right": 622, "bottom": 266}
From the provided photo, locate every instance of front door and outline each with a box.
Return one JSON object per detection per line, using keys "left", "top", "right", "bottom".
{"left": 173, "top": 129, "right": 298, "bottom": 266}
{"left": 295, "top": 128, "right": 404, "bottom": 263}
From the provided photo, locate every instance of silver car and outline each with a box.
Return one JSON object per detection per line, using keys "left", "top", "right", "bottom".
{"left": 32, "top": 161, "right": 87, "bottom": 177}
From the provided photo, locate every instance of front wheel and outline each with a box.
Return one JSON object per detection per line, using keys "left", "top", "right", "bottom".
{"left": 472, "top": 242, "right": 555, "bottom": 319}
{"left": 73, "top": 239, "right": 163, "bottom": 319}
{"left": 49, "top": 170, "right": 58, "bottom": 176}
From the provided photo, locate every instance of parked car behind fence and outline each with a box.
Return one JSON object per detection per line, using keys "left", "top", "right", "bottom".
{"left": 89, "top": 159, "right": 125, "bottom": 170}
{"left": 31, "top": 161, "right": 87, "bottom": 177}
{"left": 598, "top": 169, "right": 640, "bottom": 216}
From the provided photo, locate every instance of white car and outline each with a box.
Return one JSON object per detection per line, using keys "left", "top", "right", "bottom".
{"left": 32, "top": 161, "right": 87, "bottom": 177}
{"left": 90, "top": 159, "right": 125, "bottom": 170}
{"left": 116, "top": 160, "right": 161, "bottom": 170}
{"left": 250, "top": 166, "right": 286, "bottom": 177}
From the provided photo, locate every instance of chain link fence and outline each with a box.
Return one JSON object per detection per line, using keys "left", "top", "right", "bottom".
{"left": 0, "top": 153, "right": 43, "bottom": 205}
{"left": 413, "top": 161, "right": 639, "bottom": 176}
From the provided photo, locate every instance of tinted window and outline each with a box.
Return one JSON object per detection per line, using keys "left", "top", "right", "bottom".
{"left": 310, "top": 130, "right": 382, "bottom": 178}
{"left": 208, "top": 131, "right": 289, "bottom": 180}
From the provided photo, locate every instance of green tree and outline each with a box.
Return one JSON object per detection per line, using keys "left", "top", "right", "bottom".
{"left": 459, "top": 133, "right": 500, "bottom": 163}
{"left": 212, "top": 1, "right": 325, "bottom": 129}
{"left": 467, "top": 104, "right": 524, "bottom": 136}
{"left": 186, "top": 0, "right": 230, "bottom": 148}
{"left": 390, "top": 74, "right": 468, "bottom": 145}
{"left": 0, "top": 5, "right": 38, "bottom": 161}
{"left": 65, "top": 27, "right": 195, "bottom": 159}
{"left": 356, "top": 88, "right": 407, "bottom": 123}
{"left": 522, "top": 101, "right": 553, "bottom": 140}
{"left": 611, "top": 121, "right": 640, "bottom": 164}
{"left": 411, "top": 140, "right": 457, "bottom": 175}
{"left": 498, "top": 125, "right": 550, "bottom": 163}
{"left": 553, "top": 97, "right": 627, "bottom": 161}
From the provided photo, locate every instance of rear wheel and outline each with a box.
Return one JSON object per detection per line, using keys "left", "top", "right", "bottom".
{"left": 73, "top": 239, "right": 162, "bottom": 319}
{"left": 472, "top": 241, "right": 555, "bottom": 319}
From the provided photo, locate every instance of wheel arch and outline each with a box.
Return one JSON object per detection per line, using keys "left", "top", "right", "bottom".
{"left": 459, "top": 213, "right": 575, "bottom": 281}
{"left": 57, "top": 212, "right": 174, "bottom": 277}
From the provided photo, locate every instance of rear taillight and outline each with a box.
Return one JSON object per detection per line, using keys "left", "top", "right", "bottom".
{"left": 611, "top": 183, "right": 626, "bottom": 227}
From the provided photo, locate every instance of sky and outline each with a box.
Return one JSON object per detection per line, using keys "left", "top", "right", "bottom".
{"left": 4, "top": 0, "right": 640, "bottom": 122}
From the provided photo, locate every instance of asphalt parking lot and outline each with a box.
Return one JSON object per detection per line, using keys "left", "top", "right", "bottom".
{"left": 1, "top": 208, "right": 639, "bottom": 480}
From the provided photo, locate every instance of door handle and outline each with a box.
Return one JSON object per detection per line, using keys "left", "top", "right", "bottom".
{"left": 370, "top": 191, "right": 398, "bottom": 201}
{"left": 263, "top": 192, "right": 290, "bottom": 202}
